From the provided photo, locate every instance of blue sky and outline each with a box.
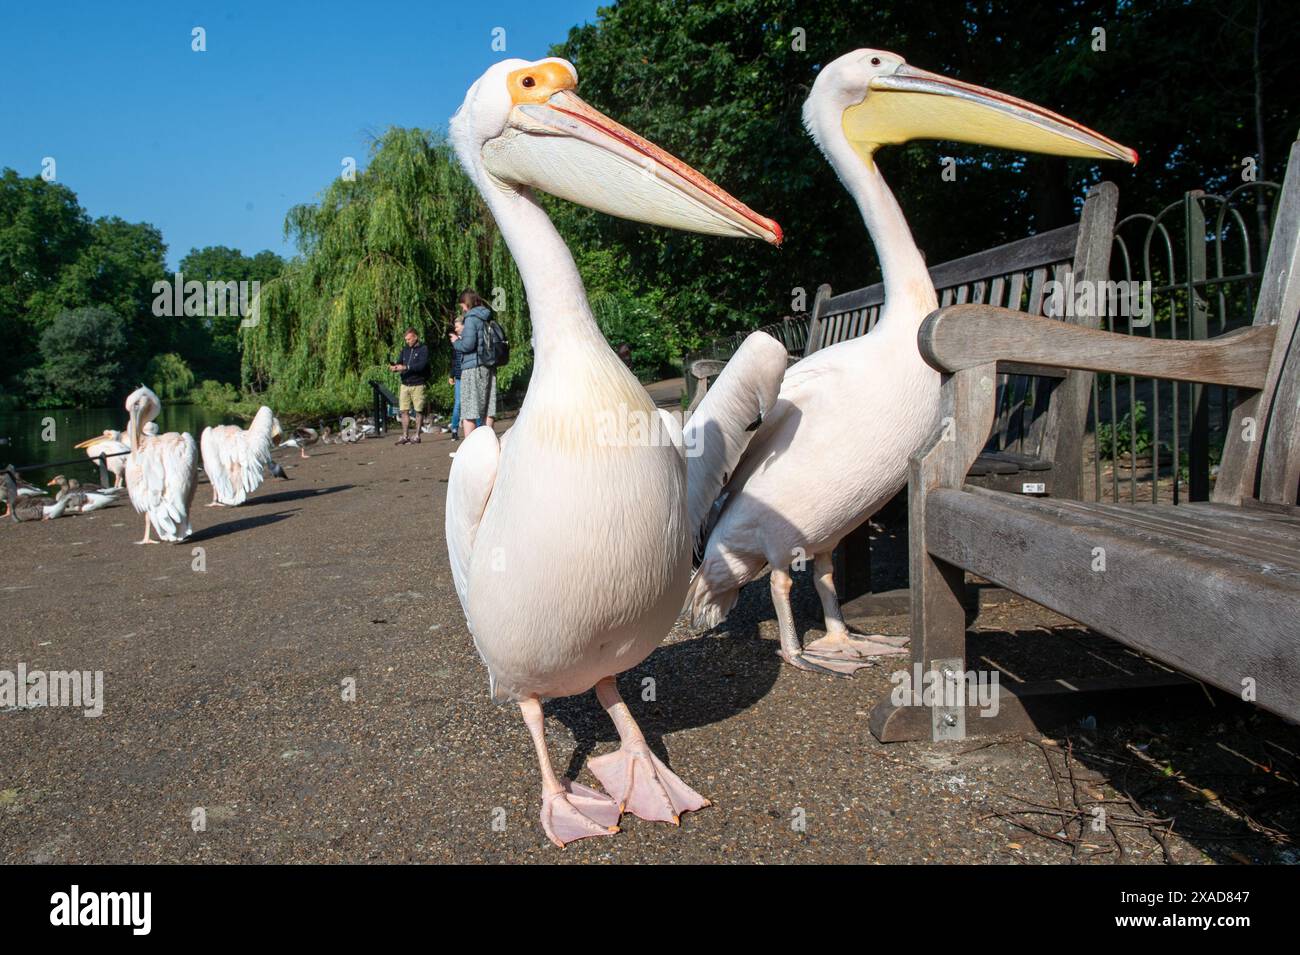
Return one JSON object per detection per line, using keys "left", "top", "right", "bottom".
{"left": 1, "top": 0, "right": 602, "bottom": 269}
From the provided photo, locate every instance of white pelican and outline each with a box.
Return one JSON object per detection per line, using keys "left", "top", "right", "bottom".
{"left": 73, "top": 429, "right": 130, "bottom": 487}
{"left": 446, "top": 58, "right": 781, "bottom": 847}
{"left": 687, "top": 49, "right": 1136, "bottom": 674}
{"left": 200, "top": 406, "right": 276, "bottom": 506}
{"left": 123, "top": 385, "right": 199, "bottom": 543}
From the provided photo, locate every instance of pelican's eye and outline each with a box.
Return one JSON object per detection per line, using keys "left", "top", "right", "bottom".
{"left": 521, "top": 76, "right": 535, "bottom": 88}
{"left": 870, "top": 57, "right": 882, "bottom": 66}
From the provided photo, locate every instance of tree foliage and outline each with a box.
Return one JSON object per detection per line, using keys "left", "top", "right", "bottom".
{"left": 243, "top": 127, "right": 526, "bottom": 416}
{"left": 549, "top": 0, "right": 1298, "bottom": 369}
{"left": 23, "top": 306, "right": 126, "bottom": 407}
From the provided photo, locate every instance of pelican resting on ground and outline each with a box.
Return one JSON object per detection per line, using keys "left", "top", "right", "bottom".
{"left": 3, "top": 471, "right": 71, "bottom": 522}
{"left": 446, "top": 58, "right": 781, "bottom": 847}
{"left": 200, "top": 406, "right": 276, "bottom": 506}
{"left": 73, "top": 429, "right": 130, "bottom": 487}
{"left": 46, "top": 475, "right": 123, "bottom": 513}
{"left": 123, "top": 385, "right": 199, "bottom": 543}
{"left": 686, "top": 49, "right": 1136, "bottom": 675}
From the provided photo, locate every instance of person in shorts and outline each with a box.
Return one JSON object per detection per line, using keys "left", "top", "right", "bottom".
{"left": 390, "top": 327, "right": 430, "bottom": 445}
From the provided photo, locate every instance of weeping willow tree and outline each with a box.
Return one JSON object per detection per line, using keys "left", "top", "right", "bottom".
{"left": 242, "top": 127, "right": 527, "bottom": 417}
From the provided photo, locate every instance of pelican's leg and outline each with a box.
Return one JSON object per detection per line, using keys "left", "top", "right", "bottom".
{"left": 588, "top": 676, "right": 710, "bottom": 825}
{"left": 136, "top": 514, "right": 159, "bottom": 544}
{"left": 770, "top": 565, "right": 865, "bottom": 676}
{"left": 804, "top": 551, "right": 909, "bottom": 662}
{"left": 207, "top": 485, "right": 222, "bottom": 506}
{"left": 518, "top": 696, "right": 620, "bottom": 848}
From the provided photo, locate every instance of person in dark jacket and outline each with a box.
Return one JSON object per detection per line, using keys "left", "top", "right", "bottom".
{"left": 389, "top": 327, "right": 430, "bottom": 445}
{"left": 450, "top": 289, "right": 497, "bottom": 439}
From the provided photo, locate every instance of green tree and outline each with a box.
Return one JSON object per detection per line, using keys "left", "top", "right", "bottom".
{"left": 31, "top": 215, "right": 168, "bottom": 381}
{"left": 144, "top": 352, "right": 195, "bottom": 400}
{"left": 24, "top": 306, "right": 127, "bottom": 407}
{"left": 177, "top": 245, "right": 285, "bottom": 385}
{"left": 0, "top": 170, "right": 92, "bottom": 391}
{"left": 244, "top": 127, "right": 526, "bottom": 416}
{"left": 549, "top": 0, "right": 1298, "bottom": 365}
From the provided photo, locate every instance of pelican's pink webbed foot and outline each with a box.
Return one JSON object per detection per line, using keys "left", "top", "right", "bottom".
{"left": 519, "top": 695, "right": 619, "bottom": 848}
{"left": 589, "top": 739, "right": 710, "bottom": 824}
{"left": 590, "top": 676, "right": 710, "bottom": 825}
{"left": 804, "top": 631, "right": 909, "bottom": 660}
{"left": 541, "top": 780, "right": 622, "bottom": 848}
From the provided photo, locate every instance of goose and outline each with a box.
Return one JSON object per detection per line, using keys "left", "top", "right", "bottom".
{"left": 0, "top": 469, "right": 44, "bottom": 518}
{"left": 45, "top": 475, "right": 124, "bottom": 513}
{"left": 446, "top": 57, "right": 782, "bottom": 847}
{"left": 274, "top": 420, "right": 319, "bottom": 459}
{"left": 687, "top": 49, "right": 1136, "bottom": 674}
{"left": 123, "top": 386, "right": 199, "bottom": 543}
{"left": 200, "top": 406, "right": 276, "bottom": 506}
{"left": 3, "top": 471, "right": 71, "bottom": 522}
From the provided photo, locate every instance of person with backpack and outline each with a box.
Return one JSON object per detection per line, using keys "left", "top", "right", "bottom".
{"left": 441, "top": 315, "right": 466, "bottom": 441}
{"left": 449, "top": 288, "right": 506, "bottom": 441}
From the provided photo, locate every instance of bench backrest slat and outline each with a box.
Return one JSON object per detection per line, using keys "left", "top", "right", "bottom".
{"left": 1215, "top": 139, "right": 1300, "bottom": 506}
{"left": 803, "top": 185, "right": 1117, "bottom": 491}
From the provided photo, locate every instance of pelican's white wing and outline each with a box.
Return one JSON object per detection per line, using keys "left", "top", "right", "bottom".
{"left": 682, "top": 331, "right": 788, "bottom": 560}
{"left": 201, "top": 407, "right": 274, "bottom": 506}
{"left": 445, "top": 425, "right": 500, "bottom": 627}
{"left": 129, "top": 432, "right": 199, "bottom": 541}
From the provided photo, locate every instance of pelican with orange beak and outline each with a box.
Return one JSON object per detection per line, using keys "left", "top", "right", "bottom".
{"left": 688, "top": 50, "right": 1137, "bottom": 674}
{"left": 445, "top": 58, "right": 782, "bottom": 847}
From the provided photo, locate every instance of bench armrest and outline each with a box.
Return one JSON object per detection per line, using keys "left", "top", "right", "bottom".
{"left": 920, "top": 304, "right": 1276, "bottom": 389}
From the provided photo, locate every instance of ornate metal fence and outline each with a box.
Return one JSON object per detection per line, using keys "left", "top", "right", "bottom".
{"left": 1093, "top": 180, "right": 1281, "bottom": 503}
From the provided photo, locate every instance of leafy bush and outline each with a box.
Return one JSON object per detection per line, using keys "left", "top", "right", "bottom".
{"left": 1096, "top": 400, "right": 1159, "bottom": 459}
{"left": 191, "top": 379, "right": 240, "bottom": 413}
{"left": 145, "top": 352, "right": 195, "bottom": 400}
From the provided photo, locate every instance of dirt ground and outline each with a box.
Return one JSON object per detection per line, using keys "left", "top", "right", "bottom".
{"left": 1, "top": 412, "right": 1295, "bottom": 864}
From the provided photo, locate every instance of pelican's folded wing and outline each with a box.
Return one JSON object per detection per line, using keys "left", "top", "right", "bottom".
{"left": 445, "top": 425, "right": 500, "bottom": 628}
{"left": 682, "top": 331, "right": 788, "bottom": 560}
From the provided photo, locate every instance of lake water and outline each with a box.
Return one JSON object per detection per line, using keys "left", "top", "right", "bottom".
{"left": 0, "top": 404, "right": 237, "bottom": 487}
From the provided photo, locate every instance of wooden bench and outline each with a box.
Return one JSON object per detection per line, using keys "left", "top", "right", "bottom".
{"left": 870, "top": 140, "right": 1300, "bottom": 743}
{"left": 814, "top": 185, "right": 1119, "bottom": 600}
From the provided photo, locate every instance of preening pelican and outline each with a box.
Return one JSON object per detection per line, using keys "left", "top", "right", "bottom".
{"left": 123, "top": 385, "right": 199, "bottom": 543}
{"left": 687, "top": 49, "right": 1136, "bottom": 674}
{"left": 73, "top": 430, "right": 130, "bottom": 487}
{"left": 200, "top": 406, "right": 276, "bottom": 506}
{"left": 446, "top": 58, "right": 781, "bottom": 847}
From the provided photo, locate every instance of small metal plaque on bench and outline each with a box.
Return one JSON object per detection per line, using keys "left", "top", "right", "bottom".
{"left": 1021, "top": 482, "right": 1046, "bottom": 494}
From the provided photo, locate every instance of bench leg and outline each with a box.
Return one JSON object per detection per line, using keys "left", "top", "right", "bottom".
{"left": 870, "top": 543, "right": 969, "bottom": 742}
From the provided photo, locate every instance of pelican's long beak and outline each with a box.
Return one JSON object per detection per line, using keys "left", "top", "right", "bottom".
{"left": 483, "top": 83, "right": 782, "bottom": 244}
{"left": 73, "top": 433, "right": 103, "bottom": 449}
{"left": 846, "top": 64, "right": 1137, "bottom": 165}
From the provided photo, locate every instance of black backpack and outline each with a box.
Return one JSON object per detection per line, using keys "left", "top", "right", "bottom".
{"left": 476, "top": 314, "right": 510, "bottom": 368}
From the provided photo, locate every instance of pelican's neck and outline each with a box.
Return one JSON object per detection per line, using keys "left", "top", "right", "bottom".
{"left": 476, "top": 175, "right": 604, "bottom": 366}
{"left": 823, "top": 132, "right": 937, "bottom": 327}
